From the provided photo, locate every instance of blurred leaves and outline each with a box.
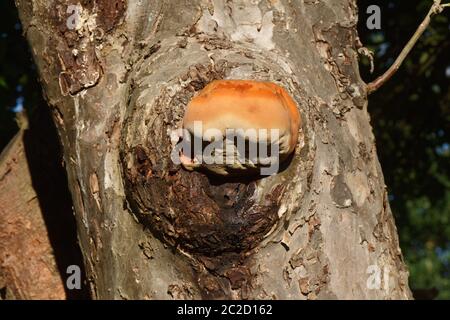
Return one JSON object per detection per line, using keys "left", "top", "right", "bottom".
{"left": 0, "top": 1, "right": 42, "bottom": 151}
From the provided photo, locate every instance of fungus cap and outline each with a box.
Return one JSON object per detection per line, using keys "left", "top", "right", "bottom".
{"left": 181, "top": 80, "right": 301, "bottom": 175}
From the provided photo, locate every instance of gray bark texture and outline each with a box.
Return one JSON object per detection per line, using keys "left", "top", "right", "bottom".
{"left": 15, "top": 0, "right": 412, "bottom": 299}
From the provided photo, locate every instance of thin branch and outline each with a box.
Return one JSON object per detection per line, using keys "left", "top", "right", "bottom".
{"left": 367, "top": 0, "right": 449, "bottom": 95}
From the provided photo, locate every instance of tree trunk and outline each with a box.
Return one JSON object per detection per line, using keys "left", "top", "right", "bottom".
{"left": 0, "top": 129, "right": 65, "bottom": 300}
{"left": 0, "top": 111, "right": 87, "bottom": 300}
{"left": 15, "top": 0, "right": 412, "bottom": 299}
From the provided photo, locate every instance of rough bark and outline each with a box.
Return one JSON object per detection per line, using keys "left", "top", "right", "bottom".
{"left": 15, "top": 0, "right": 412, "bottom": 299}
{"left": 0, "top": 130, "right": 65, "bottom": 300}
{"left": 0, "top": 111, "right": 87, "bottom": 300}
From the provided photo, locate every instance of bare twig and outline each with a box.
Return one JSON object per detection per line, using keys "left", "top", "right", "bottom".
{"left": 366, "top": 0, "right": 449, "bottom": 94}
{"left": 358, "top": 47, "right": 375, "bottom": 73}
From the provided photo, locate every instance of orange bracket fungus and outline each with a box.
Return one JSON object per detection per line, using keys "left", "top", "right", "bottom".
{"left": 120, "top": 78, "right": 303, "bottom": 259}
{"left": 179, "top": 80, "right": 301, "bottom": 176}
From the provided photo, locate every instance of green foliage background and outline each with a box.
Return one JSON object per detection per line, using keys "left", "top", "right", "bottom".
{"left": 358, "top": 0, "right": 450, "bottom": 298}
{"left": 0, "top": 0, "right": 448, "bottom": 298}
{"left": 0, "top": 2, "right": 42, "bottom": 146}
